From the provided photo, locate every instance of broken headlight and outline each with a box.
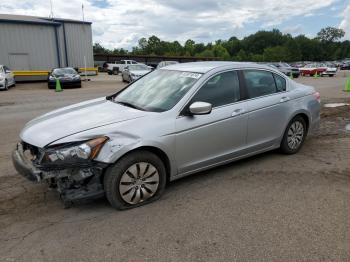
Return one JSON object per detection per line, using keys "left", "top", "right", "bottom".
{"left": 44, "top": 137, "right": 108, "bottom": 163}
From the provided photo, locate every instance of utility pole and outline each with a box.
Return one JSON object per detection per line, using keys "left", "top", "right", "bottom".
{"left": 82, "top": 3, "right": 87, "bottom": 81}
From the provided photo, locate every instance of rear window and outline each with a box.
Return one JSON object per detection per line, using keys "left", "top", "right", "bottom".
{"left": 243, "top": 70, "right": 277, "bottom": 98}
{"left": 274, "top": 74, "right": 286, "bottom": 92}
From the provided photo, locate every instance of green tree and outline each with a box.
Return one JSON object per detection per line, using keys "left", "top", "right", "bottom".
{"left": 263, "top": 46, "right": 288, "bottom": 62}
{"left": 212, "top": 45, "right": 230, "bottom": 60}
{"left": 317, "top": 27, "right": 345, "bottom": 42}
{"left": 196, "top": 49, "right": 215, "bottom": 58}
{"left": 93, "top": 43, "right": 110, "bottom": 54}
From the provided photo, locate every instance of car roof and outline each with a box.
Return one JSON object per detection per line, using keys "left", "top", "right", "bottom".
{"left": 162, "top": 61, "right": 274, "bottom": 73}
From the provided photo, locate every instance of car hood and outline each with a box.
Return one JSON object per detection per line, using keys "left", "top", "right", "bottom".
{"left": 130, "top": 70, "right": 151, "bottom": 75}
{"left": 20, "top": 97, "right": 148, "bottom": 148}
{"left": 53, "top": 74, "right": 78, "bottom": 79}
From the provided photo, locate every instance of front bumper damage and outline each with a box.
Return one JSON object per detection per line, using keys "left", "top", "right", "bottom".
{"left": 12, "top": 142, "right": 108, "bottom": 205}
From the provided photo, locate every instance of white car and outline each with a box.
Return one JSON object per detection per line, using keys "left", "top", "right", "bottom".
{"left": 320, "top": 63, "right": 337, "bottom": 77}
{"left": 107, "top": 60, "right": 142, "bottom": 75}
{"left": 0, "top": 65, "right": 15, "bottom": 90}
{"left": 121, "top": 64, "right": 152, "bottom": 82}
{"left": 157, "top": 61, "right": 179, "bottom": 69}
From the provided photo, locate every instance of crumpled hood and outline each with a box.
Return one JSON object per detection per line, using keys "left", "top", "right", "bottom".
{"left": 20, "top": 97, "right": 147, "bottom": 148}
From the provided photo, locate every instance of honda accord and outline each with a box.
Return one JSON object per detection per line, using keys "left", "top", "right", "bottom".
{"left": 12, "top": 62, "right": 320, "bottom": 209}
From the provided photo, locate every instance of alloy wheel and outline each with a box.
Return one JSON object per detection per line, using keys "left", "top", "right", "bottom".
{"left": 119, "top": 162, "right": 160, "bottom": 205}
{"left": 287, "top": 121, "right": 304, "bottom": 150}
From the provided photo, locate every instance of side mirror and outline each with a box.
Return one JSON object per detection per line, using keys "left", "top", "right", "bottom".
{"left": 189, "top": 102, "right": 212, "bottom": 115}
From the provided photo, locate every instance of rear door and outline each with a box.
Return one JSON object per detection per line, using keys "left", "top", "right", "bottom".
{"left": 242, "top": 70, "right": 291, "bottom": 151}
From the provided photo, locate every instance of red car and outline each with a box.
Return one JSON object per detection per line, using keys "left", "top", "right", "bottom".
{"left": 299, "top": 63, "right": 327, "bottom": 76}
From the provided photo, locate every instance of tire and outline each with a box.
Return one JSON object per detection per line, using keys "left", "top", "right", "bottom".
{"left": 4, "top": 80, "right": 8, "bottom": 91}
{"left": 104, "top": 151, "right": 166, "bottom": 210}
{"left": 329, "top": 75, "right": 334, "bottom": 77}
{"left": 280, "top": 116, "right": 307, "bottom": 154}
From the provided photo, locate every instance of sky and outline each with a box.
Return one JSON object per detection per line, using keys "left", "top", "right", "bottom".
{"left": 0, "top": 0, "right": 349, "bottom": 50}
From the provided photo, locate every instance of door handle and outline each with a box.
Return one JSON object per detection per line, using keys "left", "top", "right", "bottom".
{"left": 231, "top": 108, "right": 245, "bottom": 117}
{"left": 280, "top": 97, "right": 290, "bottom": 103}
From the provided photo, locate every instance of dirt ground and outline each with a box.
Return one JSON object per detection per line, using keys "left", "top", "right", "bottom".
{"left": 1, "top": 72, "right": 350, "bottom": 262}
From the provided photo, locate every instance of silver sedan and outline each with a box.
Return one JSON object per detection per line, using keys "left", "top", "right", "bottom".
{"left": 0, "top": 65, "right": 16, "bottom": 90}
{"left": 13, "top": 62, "right": 320, "bottom": 209}
{"left": 121, "top": 64, "right": 152, "bottom": 83}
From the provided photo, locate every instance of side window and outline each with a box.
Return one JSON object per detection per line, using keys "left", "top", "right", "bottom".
{"left": 191, "top": 71, "right": 240, "bottom": 107}
{"left": 274, "top": 74, "right": 286, "bottom": 92}
{"left": 243, "top": 70, "right": 277, "bottom": 98}
{"left": 132, "top": 61, "right": 137, "bottom": 64}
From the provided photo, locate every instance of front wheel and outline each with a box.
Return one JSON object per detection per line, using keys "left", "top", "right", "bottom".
{"left": 4, "top": 80, "right": 8, "bottom": 90}
{"left": 104, "top": 151, "right": 166, "bottom": 210}
{"left": 280, "top": 116, "right": 307, "bottom": 154}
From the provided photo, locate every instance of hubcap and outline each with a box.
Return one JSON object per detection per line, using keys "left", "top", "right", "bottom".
{"left": 119, "top": 162, "right": 159, "bottom": 205}
{"left": 287, "top": 121, "right": 304, "bottom": 150}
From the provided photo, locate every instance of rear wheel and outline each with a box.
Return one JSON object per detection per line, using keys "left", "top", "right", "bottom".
{"left": 280, "top": 116, "right": 307, "bottom": 154}
{"left": 104, "top": 151, "right": 166, "bottom": 210}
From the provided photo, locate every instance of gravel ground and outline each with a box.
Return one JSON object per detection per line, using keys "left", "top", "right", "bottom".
{"left": 0, "top": 72, "right": 350, "bottom": 262}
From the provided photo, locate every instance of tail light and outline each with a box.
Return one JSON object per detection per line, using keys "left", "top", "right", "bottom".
{"left": 313, "top": 92, "right": 321, "bottom": 103}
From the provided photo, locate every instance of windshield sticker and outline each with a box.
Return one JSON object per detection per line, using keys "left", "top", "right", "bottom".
{"left": 180, "top": 72, "right": 202, "bottom": 79}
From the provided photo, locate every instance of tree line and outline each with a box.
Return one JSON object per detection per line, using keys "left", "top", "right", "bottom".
{"left": 93, "top": 27, "right": 350, "bottom": 62}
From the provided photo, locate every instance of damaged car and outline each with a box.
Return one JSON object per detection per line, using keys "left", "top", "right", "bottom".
{"left": 13, "top": 62, "right": 321, "bottom": 210}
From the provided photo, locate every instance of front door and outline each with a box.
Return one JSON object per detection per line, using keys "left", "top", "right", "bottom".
{"left": 175, "top": 70, "right": 248, "bottom": 175}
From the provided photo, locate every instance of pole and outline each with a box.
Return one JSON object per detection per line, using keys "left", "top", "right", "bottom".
{"left": 84, "top": 55, "right": 87, "bottom": 81}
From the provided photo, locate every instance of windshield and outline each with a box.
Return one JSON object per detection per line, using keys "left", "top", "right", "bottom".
{"left": 114, "top": 70, "right": 202, "bottom": 112}
{"left": 281, "top": 63, "right": 291, "bottom": 68}
{"left": 53, "top": 68, "right": 77, "bottom": 75}
{"left": 128, "top": 65, "right": 149, "bottom": 71}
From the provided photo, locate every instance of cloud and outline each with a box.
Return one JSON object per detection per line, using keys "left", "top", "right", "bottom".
{"left": 340, "top": 3, "right": 350, "bottom": 39}
{"left": 282, "top": 25, "right": 304, "bottom": 36}
{"left": 0, "top": 0, "right": 341, "bottom": 49}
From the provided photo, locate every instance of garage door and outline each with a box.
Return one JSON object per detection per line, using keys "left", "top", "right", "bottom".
{"left": 9, "top": 54, "right": 30, "bottom": 70}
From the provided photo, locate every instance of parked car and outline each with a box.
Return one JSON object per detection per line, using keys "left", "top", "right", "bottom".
{"left": 121, "top": 64, "right": 152, "bottom": 83}
{"left": 13, "top": 62, "right": 320, "bottom": 209}
{"left": 299, "top": 63, "right": 327, "bottom": 76}
{"left": 271, "top": 62, "right": 300, "bottom": 78}
{"left": 319, "top": 63, "right": 337, "bottom": 77}
{"left": 48, "top": 68, "right": 81, "bottom": 89}
{"left": 157, "top": 61, "right": 179, "bottom": 69}
{"left": 106, "top": 60, "right": 143, "bottom": 75}
{"left": 340, "top": 62, "right": 350, "bottom": 70}
{"left": 0, "top": 65, "right": 15, "bottom": 91}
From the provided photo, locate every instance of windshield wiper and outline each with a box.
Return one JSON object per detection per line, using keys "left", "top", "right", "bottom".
{"left": 115, "top": 101, "right": 147, "bottom": 111}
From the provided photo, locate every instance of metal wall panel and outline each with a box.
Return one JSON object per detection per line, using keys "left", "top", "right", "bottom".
{"left": 0, "top": 23, "right": 59, "bottom": 70}
{"left": 62, "top": 22, "right": 94, "bottom": 68}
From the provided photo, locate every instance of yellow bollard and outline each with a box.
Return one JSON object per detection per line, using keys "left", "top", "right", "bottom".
{"left": 55, "top": 78, "right": 62, "bottom": 92}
